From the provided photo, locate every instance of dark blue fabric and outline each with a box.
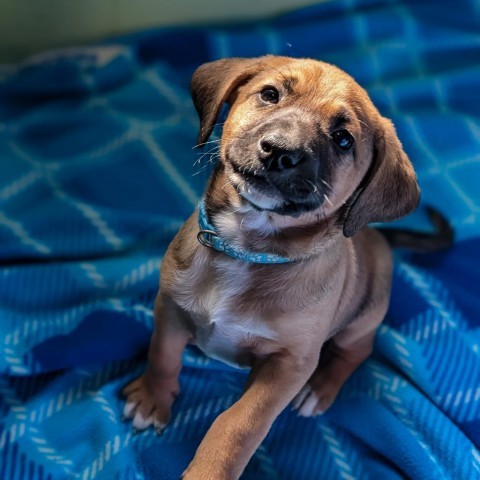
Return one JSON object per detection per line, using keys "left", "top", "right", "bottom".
{"left": 1, "top": 0, "right": 479, "bottom": 478}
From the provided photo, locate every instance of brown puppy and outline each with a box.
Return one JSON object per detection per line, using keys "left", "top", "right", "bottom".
{"left": 123, "top": 56, "right": 421, "bottom": 479}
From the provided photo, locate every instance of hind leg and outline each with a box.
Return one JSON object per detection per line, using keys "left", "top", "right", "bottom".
{"left": 293, "top": 331, "right": 375, "bottom": 416}
{"left": 293, "top": 300, "right": 387, "bottom": 417}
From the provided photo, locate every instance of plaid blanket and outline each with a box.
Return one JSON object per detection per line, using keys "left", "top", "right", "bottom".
{"left": 1, "top": 0, "right": 479, "bottom": 478}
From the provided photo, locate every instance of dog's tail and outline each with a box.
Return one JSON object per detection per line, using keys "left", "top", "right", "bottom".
{"left": 379, "top": 206, "right": 454, "bottom": 253}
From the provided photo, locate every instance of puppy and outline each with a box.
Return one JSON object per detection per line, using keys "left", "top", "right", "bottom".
{"left": 123, "top": 56, "right": 445, "bottom": 479}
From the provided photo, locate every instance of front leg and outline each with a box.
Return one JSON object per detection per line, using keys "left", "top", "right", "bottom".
{"left": 122, "top": 293, "right": 191, "bottom": 432}
{"left": 182, "top": 349, "right": 319, "bottom": 480}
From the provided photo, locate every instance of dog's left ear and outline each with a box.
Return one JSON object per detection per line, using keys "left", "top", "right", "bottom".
{"left": 190, "top": 57, "right": 264, "bottom": 145}
{"left": 343, "top": 117, "right": 420, "bottom": 237}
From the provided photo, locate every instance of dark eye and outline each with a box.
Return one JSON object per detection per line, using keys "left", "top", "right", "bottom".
{"left": 260, "top": 87, "right": 279, "bottom": 104}
{"left": 331, "top": 129, "right": 354, "bottom": 150}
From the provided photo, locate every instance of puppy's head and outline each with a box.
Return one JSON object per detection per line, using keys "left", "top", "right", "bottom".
{"left": 191, "top": 56, "right": 420, "bottom": 236}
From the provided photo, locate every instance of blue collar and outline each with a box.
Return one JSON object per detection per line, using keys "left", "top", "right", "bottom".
{"left": 197, "top": 200, "right": 294, "bottom": 264}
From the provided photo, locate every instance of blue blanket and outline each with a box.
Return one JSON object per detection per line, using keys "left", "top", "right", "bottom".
{"left": 1, "top": 0, "right": 479, "bottom": 478}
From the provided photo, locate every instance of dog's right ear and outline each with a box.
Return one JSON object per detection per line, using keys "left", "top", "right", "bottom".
{"left": 190, "top": 57, "right": 263, "bottom": 146}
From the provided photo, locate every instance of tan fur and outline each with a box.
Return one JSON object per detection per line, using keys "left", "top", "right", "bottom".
{"left": 122, "top": 56, "right": 420, "bottom": 479}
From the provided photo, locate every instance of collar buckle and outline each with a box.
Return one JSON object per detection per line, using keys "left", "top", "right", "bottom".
{"left": 197, "top": 229, "right": 218, "bottom": 248}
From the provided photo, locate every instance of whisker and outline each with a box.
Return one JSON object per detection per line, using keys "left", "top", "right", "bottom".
{"left": 193, "top": 153, "right": 212, "bottom": 166}
{"left": 193, "top": 138, "right": 222, "bottom": 149}
{"left": 323, "top": 194, "right": 334, "bottom": 207}
{"left": 210, "top": 121, "right": 227, "bottom": 129}
{"left": 193, "top": 147, "right": 221, "bottom": 166}
{"left": 192, "top": 156, "right": 219, "bottom": 176}
{"left": 357, "top": 119, "right": 373, "bottom": 133}
{"left": 221, "top": 179, "right": 234, "bottom": 191}
{"left": 220, "top": 206, "right": 244, "bottom": 218}
{"left": 322, "top": 206, "right": 334, "bottom": 243}
{"left": 194, "top": 140, "right": 221, "bottom": 150}
{"left": 195, "top": 152, "right": 221, "bottom": 159}
{"left": 195, "top": 148, "right": 221, "bottom": 158}
{"left": 304, "top": 178, "right": 318, "bottom": 194}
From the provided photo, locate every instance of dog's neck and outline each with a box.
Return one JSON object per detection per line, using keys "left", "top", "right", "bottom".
{"left": 204, "top": 167, "right": 347, "bottom": 261}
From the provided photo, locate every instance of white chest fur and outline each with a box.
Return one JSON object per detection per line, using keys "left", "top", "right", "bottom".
{"left": 173, "top": 255, "right": 278, "bottom": 367}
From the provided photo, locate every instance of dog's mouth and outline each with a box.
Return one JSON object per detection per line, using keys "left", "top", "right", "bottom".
{"left": 228, "top": 158, "right": 323, "bottom": 216}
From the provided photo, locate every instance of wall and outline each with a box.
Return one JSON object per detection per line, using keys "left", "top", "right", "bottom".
{"left": 0, "top": 0, "right": 322, "bottom": 63}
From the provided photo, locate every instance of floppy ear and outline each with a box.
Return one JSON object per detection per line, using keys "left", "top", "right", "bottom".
{"left": 190, "top": 57, "right": 263, "bottom": 145}
{"left": 343, "top": 117, "right": 420, "bottom": 237}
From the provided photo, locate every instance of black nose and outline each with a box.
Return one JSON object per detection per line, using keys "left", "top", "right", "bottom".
{"left": 259, "top": 137, "right": 304, "bottom": 172}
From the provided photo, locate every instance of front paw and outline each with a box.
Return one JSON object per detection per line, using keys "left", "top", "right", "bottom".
{"left": 122, "top": 373, "right": 178, "bottom": 433}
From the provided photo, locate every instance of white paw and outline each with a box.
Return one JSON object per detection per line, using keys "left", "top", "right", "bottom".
{"left": 123, "top": 399, "right": 138, "bottom": 419}
{"left": 123, "top": 399, "right": 167, "bottom": 432}
{"left": 122, "top": 375, "right": 172, "bottom": 433}
{"left": 292, "top": 384, "right": 325, "bottom": 417}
